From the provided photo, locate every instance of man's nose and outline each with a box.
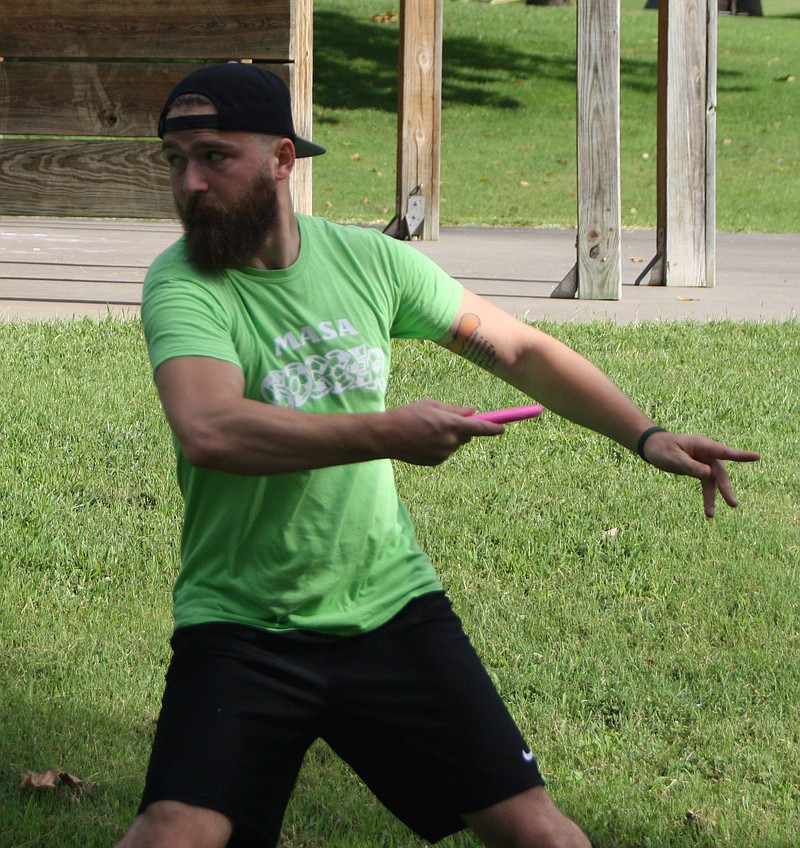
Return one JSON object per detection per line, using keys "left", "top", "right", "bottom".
{"left": 181, "top": 161, "right": 209, "bottom": 194}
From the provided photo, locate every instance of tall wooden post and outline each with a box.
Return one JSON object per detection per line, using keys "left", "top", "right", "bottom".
{"left": 552, "top": 0, "right": 621, "bottom": 300}
{"left": 649, "top": 0, "right": 717, "bottom": 287}
{"left": 387, "top": 0, "right": 442, "bottom": 240}
{"left": 576, "top": 0, "right": 622, "bottom": 299}
{"left": 290, "top": 0, "right": 314, "bottom": 215}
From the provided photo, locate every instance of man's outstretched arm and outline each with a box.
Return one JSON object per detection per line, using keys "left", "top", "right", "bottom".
{"left": 438, "top": 289, "right": 761, "bottom": 516}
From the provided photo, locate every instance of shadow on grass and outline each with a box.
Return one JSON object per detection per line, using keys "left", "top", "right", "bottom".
{"left": 314, "top": 9, "right": 571, "bottom": 113}
{"left": 313, "top": 9, "right": 749, "bottom": 118}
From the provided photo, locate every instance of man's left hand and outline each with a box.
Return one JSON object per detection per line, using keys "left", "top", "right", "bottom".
{"left": 641, "top": 431, "right": 761, "bottom": 517}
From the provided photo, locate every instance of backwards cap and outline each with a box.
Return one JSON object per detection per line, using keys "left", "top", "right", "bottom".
{"left": 158, "top": 62, "right": 326, "bottom": 158}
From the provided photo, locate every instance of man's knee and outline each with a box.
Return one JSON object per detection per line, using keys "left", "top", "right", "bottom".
{"left": 115, "top": 800, "right": 233, "bottom": 848}
{"left": 462, "top": 786, "right": 592, "bottom": 848}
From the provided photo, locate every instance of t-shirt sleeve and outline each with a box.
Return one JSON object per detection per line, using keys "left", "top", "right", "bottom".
{"left": 142, "top": 250, "right": 242, "bottom": 374}
{"left": 363, "top": 231, "right": 464, "bottom": 341}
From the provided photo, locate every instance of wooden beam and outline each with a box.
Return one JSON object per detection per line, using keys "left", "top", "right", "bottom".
{"left": 0, "top": 140, "right": 174, "bottom": 217}
{"left": 650, "top": 0, "right": 669, "bottom": 286}
{"left": 575, "top": 0, "right": 622, "bottom": 300}
{"left": 289, "top": 0, "right": 315, "bottom": 215}
{"left": 0, "top": 61, "right": 289, "bottom": 137}
{"left": 705, "top": 0, "right": 718, "bottom": 289}
{"left": 390, "top": 0, "right": 442, "bottom": 240}
{"left": 651, "top": 0, "right": 716, "bottom": 287}
{"left": 0, "top": 0, "right": 292, "bottom": 60}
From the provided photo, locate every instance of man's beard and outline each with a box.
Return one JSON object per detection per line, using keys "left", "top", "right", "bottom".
{"left": 178, "top": 172, "right": 279, "bottom": 274}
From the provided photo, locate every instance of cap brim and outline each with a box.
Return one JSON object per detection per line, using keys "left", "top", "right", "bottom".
{"left": 293, "top": 137, "right": 327, "bottom": 158}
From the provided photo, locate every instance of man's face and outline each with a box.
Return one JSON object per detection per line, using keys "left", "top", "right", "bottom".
{"left": 161, "top": 103, "right": 279, "bottom": 273}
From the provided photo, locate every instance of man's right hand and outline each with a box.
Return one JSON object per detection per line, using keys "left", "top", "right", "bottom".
{"left": 381, "top": 399, "right": 505, "bottom": 466}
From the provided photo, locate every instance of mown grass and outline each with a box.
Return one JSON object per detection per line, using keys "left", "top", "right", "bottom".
{"left": 1, "top": 317, "right": 797, "bottom": 847}
{"left": 311, "top": 0, "right": 800, "bottom": 231}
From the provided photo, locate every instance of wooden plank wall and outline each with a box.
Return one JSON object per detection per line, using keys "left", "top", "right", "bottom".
{"left": 0, "top": 0, "right": 314, "bottom": 218}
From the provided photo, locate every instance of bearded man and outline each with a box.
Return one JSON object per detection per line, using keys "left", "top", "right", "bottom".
{"left": 115, "top": 62, "right": 759, "bottom": 848}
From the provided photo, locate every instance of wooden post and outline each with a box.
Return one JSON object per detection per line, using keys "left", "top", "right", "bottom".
{"left": 290, "top": 0, "right": 314, "bottom": 215}
{"left": 389, "top": 0, "right": 442, "bottom": 240}
{"left": 650, "top": 0, "right": 716, "bottom": 287}
{"left": 576, "top": 0, "right": 622, "bottom": 300}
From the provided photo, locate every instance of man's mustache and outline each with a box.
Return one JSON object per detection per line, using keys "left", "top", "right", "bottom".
{"left": 180, "top": 195, "right": 227, "bottom": 227}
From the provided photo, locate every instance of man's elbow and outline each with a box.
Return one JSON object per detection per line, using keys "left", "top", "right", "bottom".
{"left": 177, "top": 422, "right": 232, "bottom": 470}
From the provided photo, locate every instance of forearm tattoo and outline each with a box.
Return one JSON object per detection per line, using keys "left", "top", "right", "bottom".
{"left": 445, "top": 312, "right": 498, "bottom": 372}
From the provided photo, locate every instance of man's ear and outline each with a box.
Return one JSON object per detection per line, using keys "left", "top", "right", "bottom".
{"left": 274, "top": 138, "right": 296, "bottom": 181}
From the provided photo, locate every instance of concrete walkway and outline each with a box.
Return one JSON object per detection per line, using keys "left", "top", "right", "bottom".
{"left": 1, "top": 218, "right": 798, "bottom": 322}
{"left": 414, "top": 227, "right": 799, "bottom": 323}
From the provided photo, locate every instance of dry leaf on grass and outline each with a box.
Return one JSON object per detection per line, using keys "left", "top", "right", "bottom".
{"left": 21, "top": 769, "right": 85, "bottom": 791}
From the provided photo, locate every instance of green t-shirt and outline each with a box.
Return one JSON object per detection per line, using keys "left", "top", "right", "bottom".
{"left": 143, "top": 214, "right": 464, "bottom": 635}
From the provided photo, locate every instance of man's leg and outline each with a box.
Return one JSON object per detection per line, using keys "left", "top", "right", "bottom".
{"left": 463, "top": 786, "right": 592, "bottom": 848}
{"left": 119, "top": 624, "right": 325, "bottom": 848}
{"left": 319, "top": 594, "right": 595, "bottom": 847}
{"left": 114, "top": 800, "right": 233, "bottom": 848}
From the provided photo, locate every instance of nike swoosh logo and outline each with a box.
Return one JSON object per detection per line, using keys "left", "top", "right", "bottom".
{"left": 522, "top": 749, "right": 535, "bottom": 762}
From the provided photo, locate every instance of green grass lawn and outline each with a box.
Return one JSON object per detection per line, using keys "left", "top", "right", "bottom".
{"left": 1, "top": 3, "right": 797, "bottom": 845}
{"left": 311, "top": 0, "right": 800, "bottom": 232}
{"left": 1, "top": 318, "right": 797, "bottom": 847}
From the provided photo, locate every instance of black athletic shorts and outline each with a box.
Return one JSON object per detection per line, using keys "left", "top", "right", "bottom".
{"left": 139, "top": 591, "right": 545, "bottom": 846}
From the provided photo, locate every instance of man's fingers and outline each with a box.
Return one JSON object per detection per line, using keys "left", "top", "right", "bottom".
{"left": 711, "top": 459, "right": 739, "bottom": 509}
{"left": 702, "top": 476, "right": 717, "bottom": 518}
{"left": 700, "top": 459, "right": 740, "bottom": 518}
{"left": 720, "top": 447, "right": 762, "bottom": 464}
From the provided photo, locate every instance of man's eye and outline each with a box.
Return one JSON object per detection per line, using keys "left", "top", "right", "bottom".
{"left": 206, "top": 151, "right": 225, "bottom": 163}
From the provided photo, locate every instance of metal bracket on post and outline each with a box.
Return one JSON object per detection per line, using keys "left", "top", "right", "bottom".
{"left": 634, "top": 253, "right": 664, "bottom": 286}
{"left": 550, "top": 262, "right": 579, "bottom": 299}
{"left": 383, "top": 185, "right": 426, "bottom": 240}
{"left": 551, "top": 231, "right": 579, "bottom": 298}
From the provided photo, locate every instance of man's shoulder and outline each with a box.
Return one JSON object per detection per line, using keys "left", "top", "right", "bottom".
{"left": 142, "top": 238, "right": 231, "bottom": 324}
{"left": 298, "top": 214, "right": 392, "bottom": 248}
{"left": 298, "top": 215, "right": 426, "bottom": 270}
{"left": 145, "top": 237, "right": 190, "bottom": 282}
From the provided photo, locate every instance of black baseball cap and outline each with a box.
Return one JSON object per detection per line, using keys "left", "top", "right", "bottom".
{"left": 158, "top": 62, "right": 326, "bottom": 158}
